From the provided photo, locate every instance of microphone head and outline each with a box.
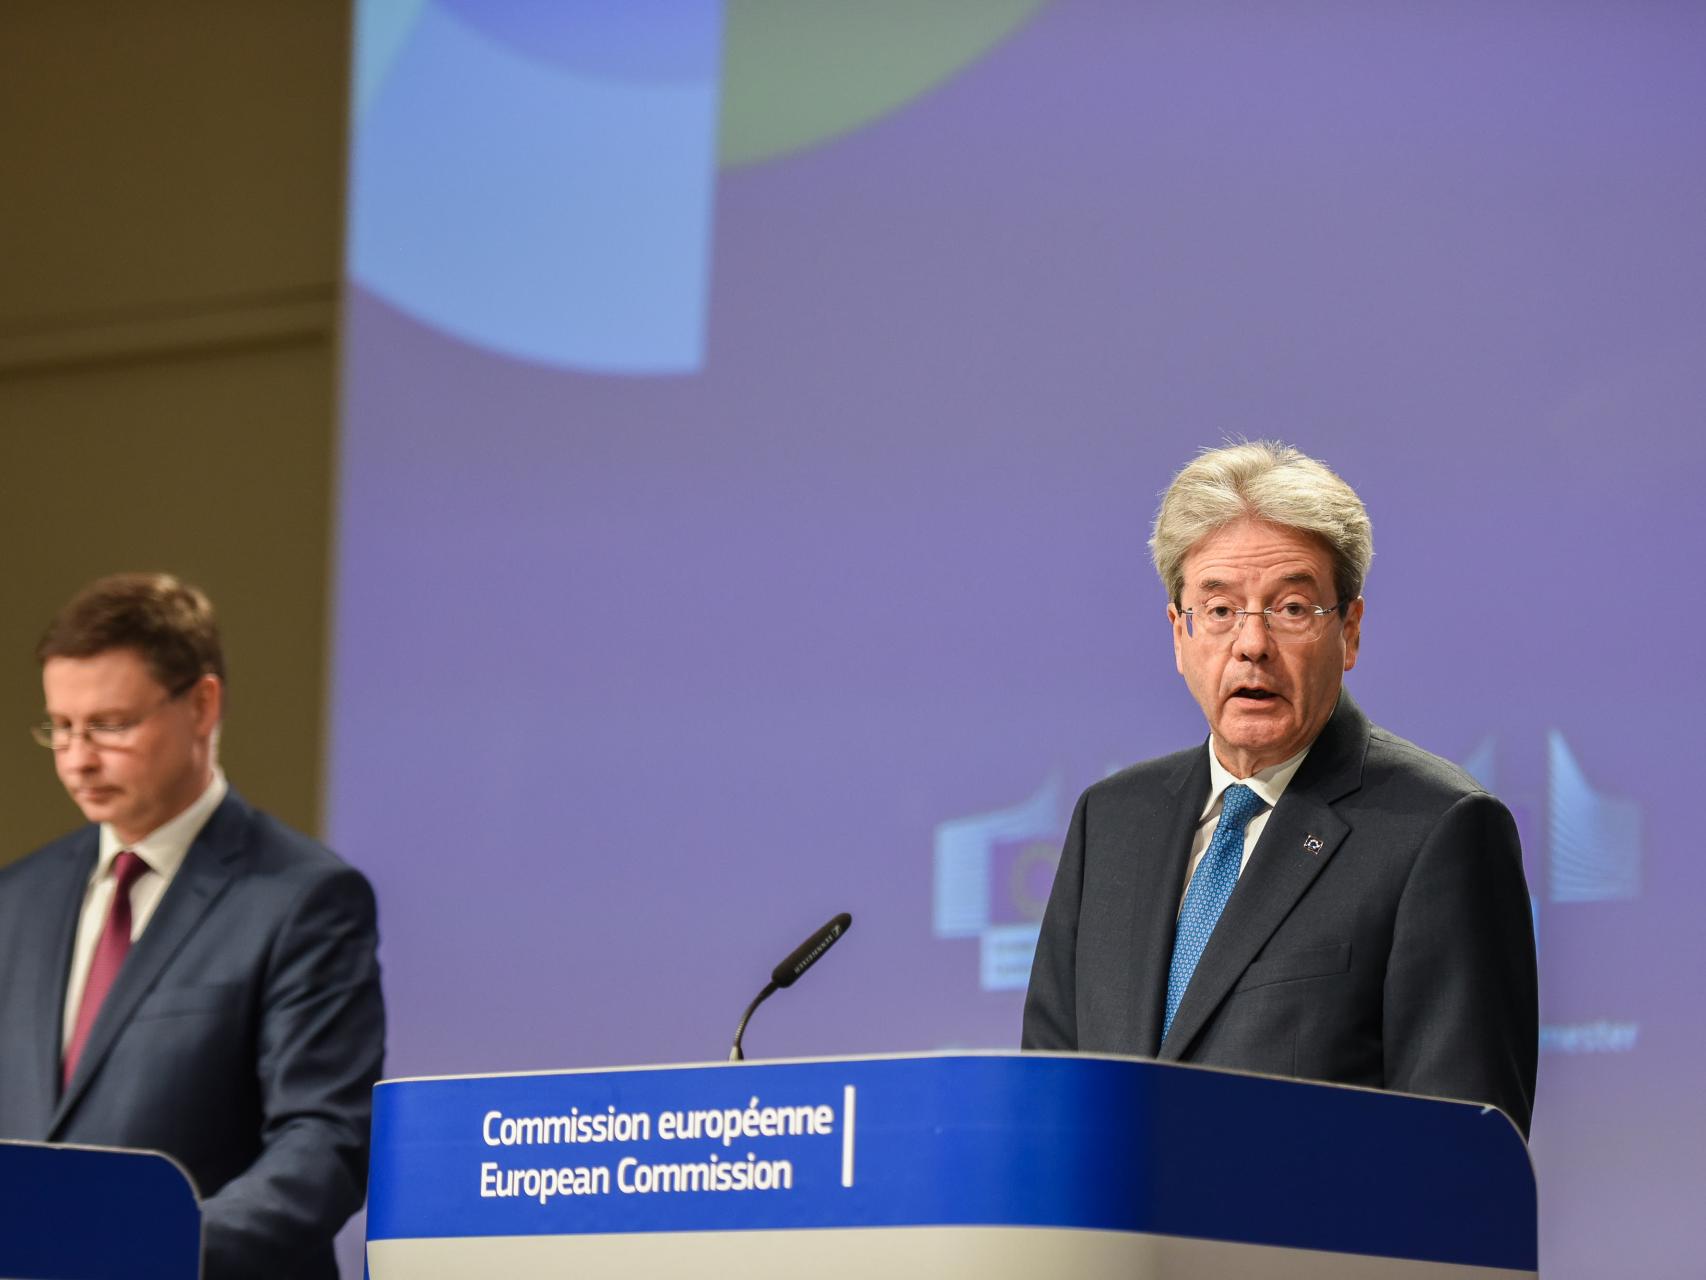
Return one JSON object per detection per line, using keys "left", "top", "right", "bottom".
{"left": 770, "top": 912, "right": 852, "bottom": 989}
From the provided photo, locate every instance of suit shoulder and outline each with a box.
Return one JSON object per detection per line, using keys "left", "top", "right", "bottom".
{"left": 222, "top": 807, "right": 379, "bottom": 950}
{"left": 1080, "top": 743, "right": 1201, "bottom": 807}
{"left": 1364, "top": 724, "right": 1498, "bottom": 810}
{"left": 229, "top": 802, "right": 369, "bottom": 889}
{"left": 0, "top": 826, "right": 94, "bottom": 888}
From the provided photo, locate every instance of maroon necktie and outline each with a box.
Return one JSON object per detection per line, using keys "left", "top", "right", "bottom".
{"left": 62, "top": 850, "right": 149, "bottom": 1090}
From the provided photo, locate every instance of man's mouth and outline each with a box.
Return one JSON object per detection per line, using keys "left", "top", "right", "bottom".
{"left": 1229, "top": 687, "right": 1278, "bottom": 702}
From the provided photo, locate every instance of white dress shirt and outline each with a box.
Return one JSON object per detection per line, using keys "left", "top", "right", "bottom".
{"left": 61, "top": 769, "right": 229, "bottom": 1050}
{"left": 1178, "top": 741, "right": 1310, "bottom": 914}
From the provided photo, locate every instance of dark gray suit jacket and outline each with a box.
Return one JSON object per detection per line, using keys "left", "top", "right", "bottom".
{"left": 1022, "top": 693, "right": 1538, "bottom": 1136}
{"left": 0, "top": 789, "right": 385, "bottom": 1278}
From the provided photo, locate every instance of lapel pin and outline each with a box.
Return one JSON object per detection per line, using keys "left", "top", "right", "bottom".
{"left": 1303, "top": 834, "right": 1324, "bottom": 854}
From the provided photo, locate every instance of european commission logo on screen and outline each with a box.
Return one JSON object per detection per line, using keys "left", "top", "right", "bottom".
{"left": 933, "top": 733, "right": 1642, "bottom": 1053}
{"left": 933, "top": 777, "right": 1067, "bottom": 992}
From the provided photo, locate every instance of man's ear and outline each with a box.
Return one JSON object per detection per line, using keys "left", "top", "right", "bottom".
{"left": 1341, "top": 597, "right": 1364, "bottom": 672}
{"left": 190, "top": 675, "right": 224, "bottom": 736}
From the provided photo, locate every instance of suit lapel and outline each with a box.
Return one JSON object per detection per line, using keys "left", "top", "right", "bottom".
{"left": 52, "top": 794, "right": 251, "bottom": 1132}
{"left": 1158, "top": 694, "right": 1370, "bottom": 1061}
{"left": 1126, "top": 748, "right": 1210, "bottom": 1057}
{"left": 24, "top": 834, "right": 97, "bottom": 1126}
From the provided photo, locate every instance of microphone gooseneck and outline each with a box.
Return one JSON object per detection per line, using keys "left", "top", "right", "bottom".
{"left": 729, "top": 912, "right": 853, "bottom": 1061}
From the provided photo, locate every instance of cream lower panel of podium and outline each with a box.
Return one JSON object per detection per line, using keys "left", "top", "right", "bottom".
{"left": 368, "top": 1226, "right": 1536, "bottom": 1279}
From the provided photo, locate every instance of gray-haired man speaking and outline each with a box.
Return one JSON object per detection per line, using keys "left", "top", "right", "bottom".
{"left": 1023, "top": 441, "right": 1538, "bottom": 1136}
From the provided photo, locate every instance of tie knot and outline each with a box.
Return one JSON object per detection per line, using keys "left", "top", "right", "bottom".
{"left": 112, "top": 849, "right": 149, "bottom": 891}
{"left": 1220, "top": 783, "right": 1263, "bottom": 828}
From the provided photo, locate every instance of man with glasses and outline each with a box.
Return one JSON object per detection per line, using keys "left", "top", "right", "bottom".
{"left": 0, "top": 573, "right": 384, "bottom": 1278}
{"left": 1023, "top": 442, "right": 1538, "bottom": 1136}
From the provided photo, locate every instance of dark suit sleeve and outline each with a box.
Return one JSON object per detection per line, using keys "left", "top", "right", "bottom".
{"left": 199, "top": 866, "right": 385, "bottom": 1277}
{"left": 1022, "top": 791, "right": 1087, "bottom": 1050}
{"left": 1382, "top": 791, "right": 1537, "bottom": 1136}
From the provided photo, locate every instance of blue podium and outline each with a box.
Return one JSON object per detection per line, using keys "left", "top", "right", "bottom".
{"left": 0, "top": 1139, "right": 202, "bottom": 1279}
{"left": 366, "top": 1051, "right": 1535, "bottom": 1278}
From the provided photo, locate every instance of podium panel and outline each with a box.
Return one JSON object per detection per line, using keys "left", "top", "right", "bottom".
{"left": 366, "top": 1051, "right": 1536, "bottom": 1278}
{"left": 0, "top": 1140, "right": 201, "bottom": 1280}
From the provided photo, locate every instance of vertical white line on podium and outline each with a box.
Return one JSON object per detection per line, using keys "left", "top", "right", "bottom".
{"left": 841, "top": 1085, "right": 856, "bottom": 1187}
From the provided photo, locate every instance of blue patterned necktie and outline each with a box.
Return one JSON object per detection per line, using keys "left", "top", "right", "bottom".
{"left": 1163, "top": 782, "right": 1265, "bottom": 1044}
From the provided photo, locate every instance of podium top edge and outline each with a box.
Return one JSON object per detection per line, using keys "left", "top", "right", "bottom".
{"left": 376, "top": 1048, "right": 1038, "bottom": 1085}
{"left": 374, "top": 1049, "right": 1520, "bottom": 1128}
{"left": 0, "top": 1137, "right": 203, "bottom": 1201}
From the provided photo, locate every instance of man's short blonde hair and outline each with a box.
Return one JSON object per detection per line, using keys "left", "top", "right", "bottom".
{"left": 1149, "top": 441, "right": 1373, "bottom": 606}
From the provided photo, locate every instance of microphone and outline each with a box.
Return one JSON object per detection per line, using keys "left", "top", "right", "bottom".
{"left": 729, "top": 912, "right": 852, "bottom": 1061}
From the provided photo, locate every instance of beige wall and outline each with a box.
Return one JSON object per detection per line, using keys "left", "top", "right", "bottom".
{"left": 0, "top": 1, "right": 350, "bottom": 860}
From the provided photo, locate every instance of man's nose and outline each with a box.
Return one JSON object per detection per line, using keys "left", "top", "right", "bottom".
{"left": 1231, "top": 611, "right": 1273, "bottom": 661}
{"left": 60, "top": 732, "right": 100, "bottom": 769}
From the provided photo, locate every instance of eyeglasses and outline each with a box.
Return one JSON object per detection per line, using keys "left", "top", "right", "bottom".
{"left": 1181, "top": 600, "right": 1348, "bottom": 645}
{"left": 31, "top": 675, "right": 203, "bottom": 752}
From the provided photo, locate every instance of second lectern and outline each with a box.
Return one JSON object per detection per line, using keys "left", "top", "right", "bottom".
{"left": 366, "top": 1051, "right": 1536, "bottom": 1278}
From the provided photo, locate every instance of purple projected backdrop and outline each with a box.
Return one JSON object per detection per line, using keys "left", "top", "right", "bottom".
{"left": 334, "top": 3, "right": 1705, "bottom": 1275}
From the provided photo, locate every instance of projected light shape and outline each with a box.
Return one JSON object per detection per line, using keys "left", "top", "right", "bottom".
{"left": 348, "top": 0, "right": 1053, "bottom": 374}
{"left": 1548, "top": 731, "right": 1641, "bottom": 903}
{"left": 348, "top": 0, "right": 724, "bottom": 373}
{"left": 717, "top": 0, "right": 1051, "bottom": 167}
{"left": 1460, "top": 734, "right": 1498, "bottom": 793}
{"left": 933, "top": 777, "right": 1063, "bottom": 992}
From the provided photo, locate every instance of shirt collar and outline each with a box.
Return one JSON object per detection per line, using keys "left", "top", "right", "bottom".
{"left": 95, "top": 768, "right": 229, "bottom": 880}
{"left": 1200, "top": 739, "right": 1311, "bottom": 822}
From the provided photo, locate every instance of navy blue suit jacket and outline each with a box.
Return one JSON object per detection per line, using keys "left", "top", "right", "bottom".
{"left": 1023, "top": 693, "right": 1538, "bottom": 1136}
{"left": 0, "top": 790, "right": 384, "bottom": 1278}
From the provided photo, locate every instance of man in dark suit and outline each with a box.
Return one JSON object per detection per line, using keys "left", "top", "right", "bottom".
{"left": 1023, "top": 442, "right": 1537, "bottom": 1136}
{"left": 0, "top": 573, "right": 384, "bottom": 1278}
